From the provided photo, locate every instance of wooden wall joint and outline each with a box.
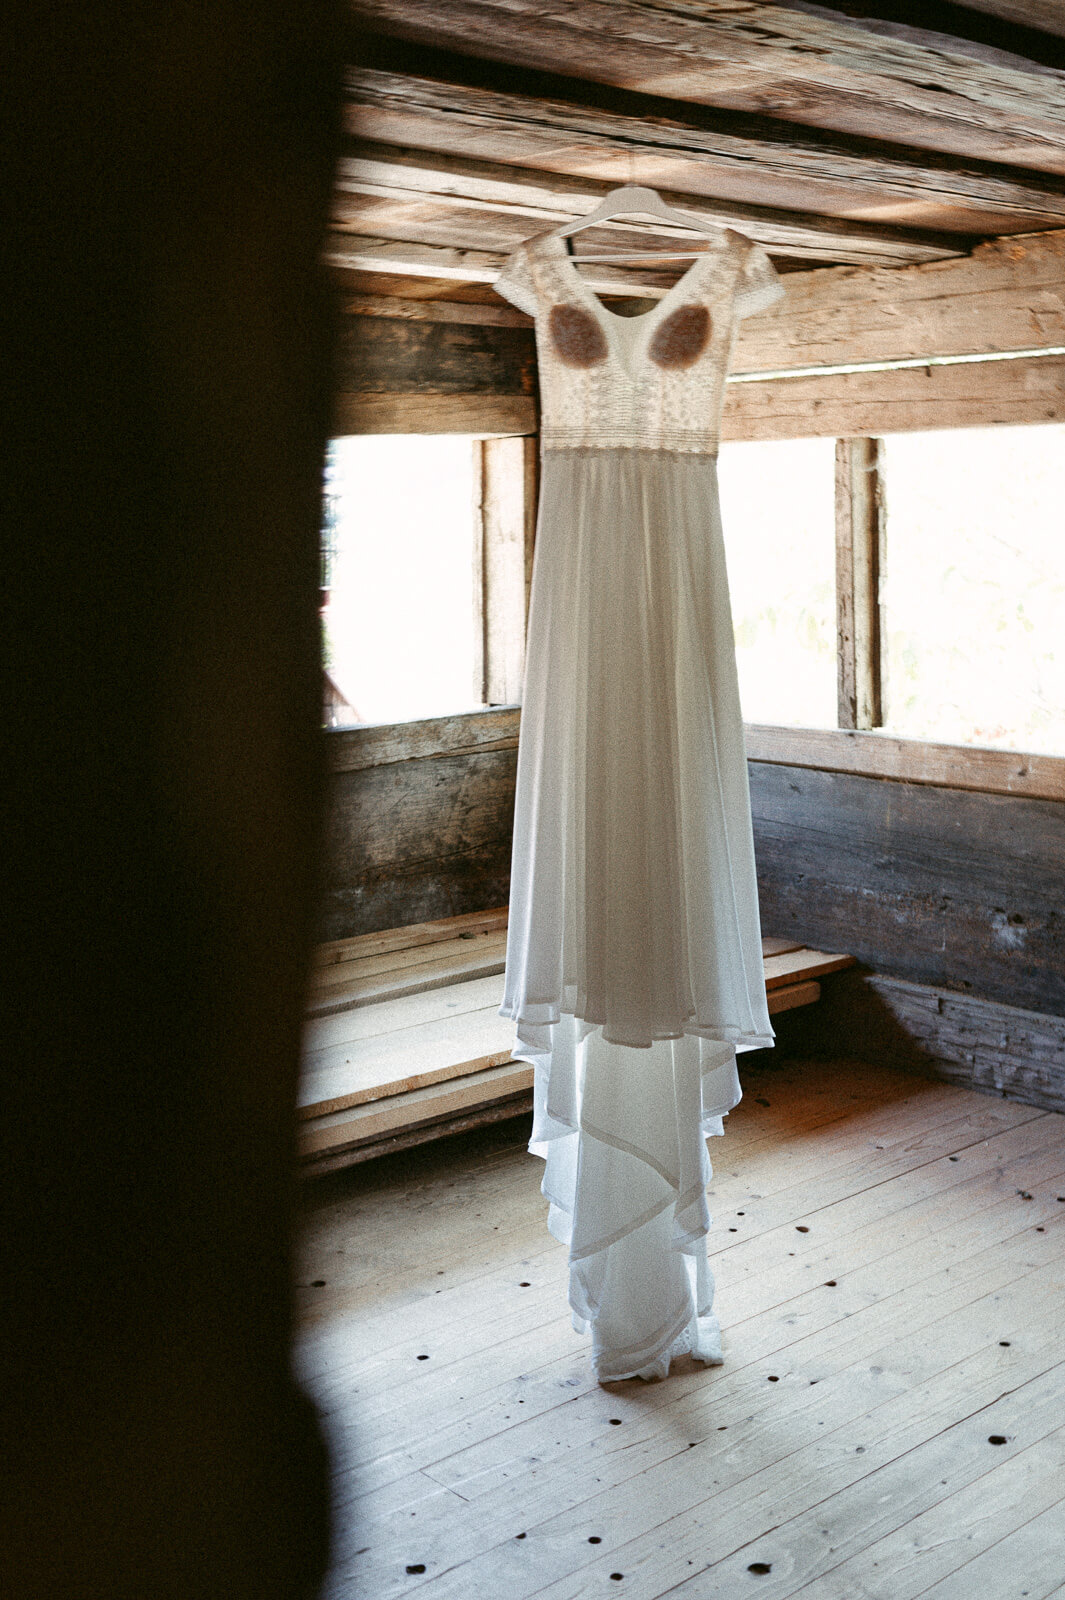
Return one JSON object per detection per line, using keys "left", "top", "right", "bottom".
{"left": 835, "top": 435, "right": 886, "bottom": 731}
{"left": 477, "top": 437, "right": 533, "bottom": 706}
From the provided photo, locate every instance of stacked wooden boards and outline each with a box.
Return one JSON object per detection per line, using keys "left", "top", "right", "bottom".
{"left": 299, "top": 907, "right": 855, "bottom": 1172}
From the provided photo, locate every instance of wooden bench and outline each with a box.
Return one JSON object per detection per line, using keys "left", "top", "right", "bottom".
{"left": 299, "top": 907, "right": 855, "bottom": 1173}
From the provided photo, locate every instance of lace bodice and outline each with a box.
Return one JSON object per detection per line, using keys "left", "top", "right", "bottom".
{"left": 494, "top": 226, "right": 783, "bottom": 455}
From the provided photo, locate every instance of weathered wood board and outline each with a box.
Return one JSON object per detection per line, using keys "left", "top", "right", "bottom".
{"left": 336, "top": 311, "right": 536, "bottom": 395}
{"left": 749, "top": 761, "right": 1065, "bottom": 1017}
{"left": 319, "top": 743, "right": 517, "bottom": 939}
{"left": 353, "top": 1, "right": 1065, "bottom": 173}
{"left": 319, "top": 722, "right": 1065, "bottom": 1023}
{"left": 333, "top": 142, "right": 958, "bottom": 269}
{"left": 733, "top": 230, "right": 1065, "bottom": 375}
{"left": 745, "top": 726, "right": 1065, "bottom": 804}
{"left": 345, "top": 65, "right": 1065, "bottom": 241}
{"left": 329, "top": 707, "right": 519, "bottom": 772}
{"left": 332, "top": 311, "right": 537, "bottom": 434}
{"left": 723, "top": 355, "right": 1065, "bottom": 440}
{"left": 333, "top": 391, "right": 536, "bottom": 434}
{"left": 785, "top": 968, "right": 1065, "bottom": 1116}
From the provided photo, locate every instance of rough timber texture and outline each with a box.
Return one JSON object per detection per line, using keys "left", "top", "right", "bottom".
{"left": 329, "top": 708, "right": 519, "bottom": 772}
{"left": 744, "top": 725, "right": 1065, "bottom": 805}
{"left": 721, "top": 353, "right": 1065, "bottom": 441}
{"left": 345, "top": 66, "right": 1065, "bottom": 240}
{"left": 834, "top": 437, "right": 884, "bottom": 729}
{"left": 332, "top": 310, "right": 537, "bottom": 433}
{"left": 863, "top": 975, "right": 1065, "bottom": 1115}
{"left": 748, "top": 762, "right": 1065, "bottom": 1019}
{"left": 334, "top": 142, "right": 959, "bottom": 267}
{"left": 354, "top": 2, "right": 1065, "bottom": 171}
{"left": 336, "top": 310, "right": 536, "bottom": 394}
{"left": 785, "top": 970, "right": 1065, "bottom": 1117}
{"left": 962, "top": 0, "right": 1065, "bottom": 34}
{"left": 319, "top": 743, "right": 517, "bottom": 939}
{"left": 732, "top": 230, "right": 1065, "bottom": 374}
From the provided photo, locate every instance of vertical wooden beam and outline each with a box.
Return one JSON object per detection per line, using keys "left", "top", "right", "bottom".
{"left": 472, "top": 439, "right": 487, "bottom": 706}
{"left": 480, "top": 435, "right": 531, "bottom": 704}
{"left": 835, "top": 436, "right": 886, "bottom": 729}
{"left": 522, "top": 434, "right": 540, "bottom": 636}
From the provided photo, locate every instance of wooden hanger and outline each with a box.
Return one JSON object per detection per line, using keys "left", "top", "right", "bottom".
{"left": 546, "top": 184, "right": 723, "bottom": 263}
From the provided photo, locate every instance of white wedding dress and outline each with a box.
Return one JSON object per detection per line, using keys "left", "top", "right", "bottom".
{"left": 494, "top": 226, "right": 784, "bottom": 1381}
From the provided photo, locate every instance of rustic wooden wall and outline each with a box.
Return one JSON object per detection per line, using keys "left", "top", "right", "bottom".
{"left": 331, "top": 230, "right": 1065, "bottom": 440}
{"left": 321, "top": 708, "right": 1065, "bottom": 1107}
{"left": 324, "top": 232, "right": 1065, "bottom": 1102}
{"left": 748, "top": 763, "right": 1065, "bottom": 1018}
{"left": 320, "top": 711, "right": 518, "bottom": 938}
{"left": 337, "top": 311, "right": 536, "bottom": 397}
{"left": 321, "top": 713, "right": 1065, "bottom": 1014}
{"left": 333, "top": 308, "right": 537, "bottom": 432}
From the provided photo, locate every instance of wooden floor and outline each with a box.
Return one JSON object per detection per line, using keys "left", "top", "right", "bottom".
{"left": 296, "top": 1055, "right": 1065, "bottom": 1600}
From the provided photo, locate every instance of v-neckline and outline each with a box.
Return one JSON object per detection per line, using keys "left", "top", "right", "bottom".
{"left": 546, "top": 231, "right": 714, "bottom": 332}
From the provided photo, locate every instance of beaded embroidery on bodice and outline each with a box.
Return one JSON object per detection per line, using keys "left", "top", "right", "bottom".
{"left": 494, "top": 227, "right": 783, "bottom": 455}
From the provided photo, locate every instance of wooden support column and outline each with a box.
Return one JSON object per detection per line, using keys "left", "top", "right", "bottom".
{"left": 477, "top": 436, "right": 533, "bottom": 705}
{"left": 522, "top": 434, "right": 539, "bottom": 633}
{"left": 835, "top": 436, "right": 886, "bottom": 730}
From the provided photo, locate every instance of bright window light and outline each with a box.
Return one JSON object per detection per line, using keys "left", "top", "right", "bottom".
{"left": 322, "top": 436, "right": 482, "bottom": 727}
{"left": 717, "top": 436, "right": 837, "bottom": 729}
{"left": 881, "top": 425, "right": 1065, "bottom": 756}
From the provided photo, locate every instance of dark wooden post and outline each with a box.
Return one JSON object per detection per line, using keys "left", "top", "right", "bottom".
{"left": 2, "top": 6, "right": 343, "bottom": 1596}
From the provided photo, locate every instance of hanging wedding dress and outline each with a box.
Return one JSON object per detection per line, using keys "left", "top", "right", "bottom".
{"left": 494, "top": 223, "right": 784, "bottom": 1382}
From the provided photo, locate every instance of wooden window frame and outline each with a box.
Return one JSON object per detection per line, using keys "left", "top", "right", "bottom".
{"left": 327, "top": 423, "right": 1065, "bottom": 803}
{"left": 474, "top": 435, "right": 539, "bottom": 707}
{"left": 835, "top": 436, "right": 885, "bottom": 731}
{"left": 325, "top": 419, "right": 537, "bottom": 728}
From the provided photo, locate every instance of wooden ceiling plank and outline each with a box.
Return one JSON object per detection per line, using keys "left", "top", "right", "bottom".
{"left": 335, "top": 144, "right": 962, "bottom": 265}
{"left": 323, "top": 231, "right": 684, "bottom": 294}
{"left": 955, "top": 2, "right": 1065, "bottom": 40}
{"left": 732, "top": 228, "right": 1065, "bottom": 373}
{"left": 324, "top": 233, "right": 515, "bottom": 284}
{"left": 353, "top": 0, "right": 1065, "bottom": 172}
{"left": 340, "top": 293, "right": 531, "bottom": 326}
{"left": 721, "top": 351, "right": 1065, "bottom": 440}
{"left": 346, "top": 68, "right": 1065, "bottom": 233}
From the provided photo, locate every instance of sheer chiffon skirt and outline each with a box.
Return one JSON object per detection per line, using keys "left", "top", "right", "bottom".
{"left": 501, "top": 448, "right": 774, "bottom": 1381}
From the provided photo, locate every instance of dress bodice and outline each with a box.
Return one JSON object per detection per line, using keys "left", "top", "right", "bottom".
{"left": 494, "top": 227, "right": 783, "bottom": 455}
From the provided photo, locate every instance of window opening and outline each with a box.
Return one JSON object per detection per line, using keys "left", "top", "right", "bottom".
{"left": 321, "top": 435, "right": 482, "bottom": 727}
{"left": 717, "top": 436, "right": 837, "bottom": 730}
{"left": 880, "top": 424, "right": 1065, "bottom": 756}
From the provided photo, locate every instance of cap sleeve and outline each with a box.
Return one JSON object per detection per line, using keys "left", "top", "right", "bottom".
{"left": 494, "top": 242, "right": 539, "bottom": 317}
{"left": 735, "top": 242, "right": 784, "bottom": 321}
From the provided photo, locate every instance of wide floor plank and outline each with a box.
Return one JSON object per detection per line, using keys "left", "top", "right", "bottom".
{"left": 296, "top": 1056, "right": 1065, "bottom": 1600}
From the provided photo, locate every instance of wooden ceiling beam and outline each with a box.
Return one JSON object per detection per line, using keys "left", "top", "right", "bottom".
{"left": 323, "top": 232, "right": 682, "bottom": 296}
{"left": 732, "top": 228, "right": 1065, "bottom": 373}
{"left": 353, "top": 0, "right": 1065, "bottom": 173}
{"left": 956, "top": 2, "right": 1065, "bottom": 39}
{"left": 346, "top": 67, "right": 1065, "bottom": 238}
{"left": 335, "top": 144, "right": 961, "bottom": 266}
{"left": 328, "top": 226, "right": 1065, "bottom": 372}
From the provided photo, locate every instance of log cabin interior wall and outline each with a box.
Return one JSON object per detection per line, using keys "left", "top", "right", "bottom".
{"left": 327, "top": 1, "right": 1065, "bottom": 1109}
